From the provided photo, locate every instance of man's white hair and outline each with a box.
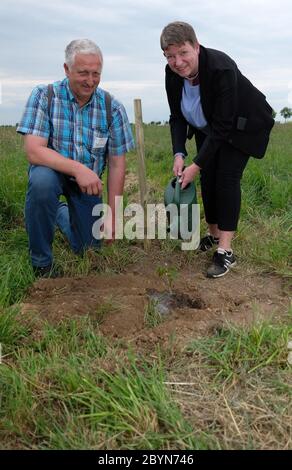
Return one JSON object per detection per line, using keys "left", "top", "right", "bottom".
{"left": 65, "top": 39, "right": 103, "bottom": 69}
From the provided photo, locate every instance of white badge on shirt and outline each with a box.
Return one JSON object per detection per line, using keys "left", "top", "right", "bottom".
{"left": 93, "top": 136, "right": 108, "bottom": 148}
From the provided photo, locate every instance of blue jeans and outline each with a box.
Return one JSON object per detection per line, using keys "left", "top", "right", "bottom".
{"left": 25, "top": 165, "right": 102, "bottom": 267}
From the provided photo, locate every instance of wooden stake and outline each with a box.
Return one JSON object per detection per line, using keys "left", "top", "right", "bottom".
{"left": 134, "top": 99, "right": 150, "bottom": 250}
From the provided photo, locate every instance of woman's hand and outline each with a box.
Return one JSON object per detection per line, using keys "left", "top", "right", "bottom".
{"left": 173, "top": 155, "right": 185, "bottom": 177}
{"left": 179, "top": 163, "right": 201, "bottom": 189}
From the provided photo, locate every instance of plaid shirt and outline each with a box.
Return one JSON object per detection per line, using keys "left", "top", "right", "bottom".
{"left": 17, "top": 78, "right": 135, "bottom": 176}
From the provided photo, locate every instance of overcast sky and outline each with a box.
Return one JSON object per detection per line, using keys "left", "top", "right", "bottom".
{"left": 1, "top": 0, "right": 291, "bottom": 125}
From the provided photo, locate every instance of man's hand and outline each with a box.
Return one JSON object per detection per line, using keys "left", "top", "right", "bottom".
{"left": 179, "top": 163, "right": 201, "bottom": 189}
{"left": 107, "top": 154, "right": 125, "bottom": 244}
{"left": 24, "top": 135, "right": 102, "bottom": 195}
{"left": 103, "top": 212, "right": 115, "bottom": 245}
{"left": 173, "top": 155, "right": 185, "bottom": 177}
{"left": 74, "top": 165, "right": 103, "bottom": 195}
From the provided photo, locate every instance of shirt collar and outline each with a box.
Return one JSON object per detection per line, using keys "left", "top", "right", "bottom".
{"left": 64, "top": 78, "right": 76, "bottom": 103}
{"left": 64, "top": 78, "right": 96, "bottom": 107}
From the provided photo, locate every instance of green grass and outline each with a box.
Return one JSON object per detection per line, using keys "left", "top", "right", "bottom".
{"left": 0, "top": 306, "right": 31, "bottom": 349}
{"left": 0, "top": 316, "right": 207, "bottom": 449}
{"left": 0, "top": 124, "right": 291, "bottom": 449}
{"left": 186, "top": 319, "right": 292, "bottom": 382}
{"left": 177, "top": 318, "right": 292, "bottom": 449}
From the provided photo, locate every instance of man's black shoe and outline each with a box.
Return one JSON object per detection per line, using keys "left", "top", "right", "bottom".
{"left": 33, "top": 264, "right": 62, "bottom": 279}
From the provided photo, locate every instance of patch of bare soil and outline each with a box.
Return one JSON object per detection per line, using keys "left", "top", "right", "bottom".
{"left": 21, "top": 246, "right": 290, "bottom": 352}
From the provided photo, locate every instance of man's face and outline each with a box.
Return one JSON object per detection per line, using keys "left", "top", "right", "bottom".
{"left": 64, "top": 53, "right": 102, "bottom": 105}
{"left": 164, "top": 41, "right": 200, "bottom": 78}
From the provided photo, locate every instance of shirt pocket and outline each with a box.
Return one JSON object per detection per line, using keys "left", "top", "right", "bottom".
{"left": 88, "top": 128, "right": 109, "bottom": 174}
{"left": 90, "top": 128, "right": 109, "bottom": 153}
{"left": 92, "top": 129, "right": 109, "bottom": 150}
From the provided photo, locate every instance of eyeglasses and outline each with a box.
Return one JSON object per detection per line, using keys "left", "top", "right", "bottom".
{"left": 163, "top": 50, "right": 191, "bottom": 63}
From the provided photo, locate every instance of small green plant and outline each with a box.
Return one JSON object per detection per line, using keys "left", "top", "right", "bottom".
{"left": 156, "top": 264, "right": 178, "bottom": 293}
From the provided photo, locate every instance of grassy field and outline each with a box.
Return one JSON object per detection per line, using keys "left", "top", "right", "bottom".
{"left": 0, "top": 124, "right": 291, "bottom": 450}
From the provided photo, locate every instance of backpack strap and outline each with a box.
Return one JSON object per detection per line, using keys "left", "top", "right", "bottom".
{"left": 47, "top": 84, "right": 54, "bottom": 134}
{"left": 104, "top": 91, "right": 112, "bottom": 129}
{"left": 103, "top": 91, "right": 112, "bottom": 173}
{"left": 47, "top": 84, "right": 54, "bottom": 110}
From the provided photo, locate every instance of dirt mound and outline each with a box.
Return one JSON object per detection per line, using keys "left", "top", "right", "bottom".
{"left": 21, "top": 249, "right": 289, "bottom": 351}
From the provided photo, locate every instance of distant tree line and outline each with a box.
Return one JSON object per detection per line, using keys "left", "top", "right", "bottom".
{"left": 148, "top": 121, "right": 169, "bottom": 126}
{"left": 271, "top": 107, "right": 292, "bottom": 122}
{"left": 4, "top": 110, "right": 292, "bottom": 128}
{"left": 146, "top": 109, "right": 292, "bottom": 125}
{"left": 279, "top": 107, "right": 292, "bottom": 122}
{"left": 0, "top": 124, "right": 17, "bottom": 128}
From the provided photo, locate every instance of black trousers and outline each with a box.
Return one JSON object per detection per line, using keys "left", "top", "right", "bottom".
{"left": 199, "top": 142, "right": 249, "bottom": 232}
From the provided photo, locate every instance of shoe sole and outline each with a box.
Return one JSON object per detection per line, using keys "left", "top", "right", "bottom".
{"left": 206, "top": 261, "right": 237, "bottom": 279}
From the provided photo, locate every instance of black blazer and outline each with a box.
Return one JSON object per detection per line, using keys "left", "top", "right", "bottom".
{"left": 165, "top": 45, "right": 275, "bottom": 168}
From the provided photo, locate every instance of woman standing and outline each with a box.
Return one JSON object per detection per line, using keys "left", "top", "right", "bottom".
{"left": 161, "top": 21, "right": 274, "bottom": 278}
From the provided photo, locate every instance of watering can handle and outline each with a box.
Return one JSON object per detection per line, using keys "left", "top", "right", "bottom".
{"left": 174, "top": 177, "right": 181, "bottom": 205}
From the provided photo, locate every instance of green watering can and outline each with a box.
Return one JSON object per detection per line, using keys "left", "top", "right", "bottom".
{"left": 164, "top": 176, "right": 198, "bottom": 240}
